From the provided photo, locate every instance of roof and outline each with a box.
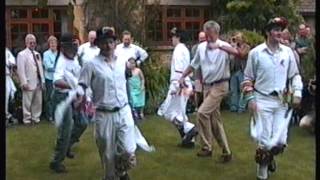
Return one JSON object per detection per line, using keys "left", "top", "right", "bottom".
{"left": 6, "top": 0, "right": 70, "bottom": 6}
{"left": 298, "top": 0, "right": 315, "bottom": 14}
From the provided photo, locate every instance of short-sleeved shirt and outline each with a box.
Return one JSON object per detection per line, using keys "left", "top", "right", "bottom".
{"left": 190, "top": 39, "right": 231, "bottom": 84}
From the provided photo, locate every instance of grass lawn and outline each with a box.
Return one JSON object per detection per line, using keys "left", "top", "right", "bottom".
{"left": 6, "top": 111, "right": 315, "bottom": 180}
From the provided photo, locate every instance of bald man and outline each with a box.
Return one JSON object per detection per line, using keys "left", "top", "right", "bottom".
{"left": 77, "top": 30, "right": 100, "bottom": 66}
{"left": 17, "top": 34, "right": 45, "bottom": 124}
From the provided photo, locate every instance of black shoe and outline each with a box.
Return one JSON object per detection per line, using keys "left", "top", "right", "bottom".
{"left": 180, "top": 141, "right": 195, "bottom": 148}
{"left": 66, "top": 150, "right": 75, "bottom": 159}
{"left": 182, "top": 127, "right": 198, "bottom": 145}
{"left": 49, "top": 162, "right": 67, "bottom": 173}
{"left": 119, "top": 173, "right": 130, "bottom": 180}
{"left": 268, "top": 159, "right": 276, "bottom": 173}
{"left": 257, "top": 177, "right": 268, "bottom": 180}
{"left": 9, "top": 117, "right": 18, "bottom": 124}
{"left": 218, "top": 152, "right": 233, "bottom": 163}
{"left": 197, "top": 149, "right": 212, "bottom": 157}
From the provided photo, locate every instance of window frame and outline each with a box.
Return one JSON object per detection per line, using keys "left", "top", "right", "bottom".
{"left": 145, "top": 5, "right": 209, "bottom": 46}
{"left": 6, "top": 6, "right": 68, "bottom": 50}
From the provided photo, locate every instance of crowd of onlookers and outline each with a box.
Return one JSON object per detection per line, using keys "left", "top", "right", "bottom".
{"left": 5, "top": 23, "right": 315, "bottom": 132}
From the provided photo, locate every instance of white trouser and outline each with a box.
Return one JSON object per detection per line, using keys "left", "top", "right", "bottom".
{"left": 22, "top": 87, "right": 42, "bottom": 123}
{"left": 157, "top": 81, "right": 194, "bottom": 133}
{"left": 94, "top": 105, "right": 137, "bottom": 180}
{"left": 251, "top": 93, "right": 292, "bottom": 179}
{"left": 6, "top": 75, "right": 16, "bottom": 120}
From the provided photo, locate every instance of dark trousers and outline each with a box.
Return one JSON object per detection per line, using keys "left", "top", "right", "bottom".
{"left": 51, "top": 90, "right": 88, "bottom": 164}
{"left": 44, "top": 79, "right": 54, "bottom": 120}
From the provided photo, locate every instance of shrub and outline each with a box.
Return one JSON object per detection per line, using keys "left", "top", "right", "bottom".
{"left": 141, "top": 52, "right": 170, "bottom": 114}
{"left": 224, "top": 29, "right": 265, "bottom": 48}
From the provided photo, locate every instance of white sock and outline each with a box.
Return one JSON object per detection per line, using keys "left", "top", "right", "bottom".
{"left": 183, "top": 121, "right": 194, "bottom": 134}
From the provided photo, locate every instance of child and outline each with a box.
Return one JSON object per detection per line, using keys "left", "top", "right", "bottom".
{"left": 127, "top": 57, "right": 146, "bottom": 121}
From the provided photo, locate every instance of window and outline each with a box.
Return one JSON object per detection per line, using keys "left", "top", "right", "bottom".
{"left": 146, "top": 6, "right": 209, "bottom": 45}
{"left": 146, "top": 6, "right": 163, "bottom": 42}
{"left": 167, "top": 22, "right": 182, "bottom": 39}
{"left": 32, "top": 23, "right": 50, "bottom": 53}
{"left": 6, "top": 7, "right": 71, "bottom": 52}
{"left": 186, "top": 8, "right": 200, "bottom": 17}
{"left": 53, "top": 9, "right": 62, "bottom": 40}
{"left": 186, "top": 22, "right": 200, "bottom": 42}
{"left": 10, "top": 9, "right": 27, "bottom": 19}
{"left": 31, "top": 8, "right": 49, "bottom": 18}
{"left": 167, "top": 8, "right": 181, "bottom": 17}
{"left": 11, "top": 24, "right": 28, "bottom": 55}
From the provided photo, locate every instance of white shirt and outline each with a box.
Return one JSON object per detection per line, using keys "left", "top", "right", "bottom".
{"left": 170, "top": 43, "right": 190, "bottom": 81}
{"left": 77, "top": 42, "right": 100, "bottom": 65}
{"left": 244, "top": 43, "right": 302, "bottom": 97}
{"left": 78, "top": 54, "right": 128, "bottom": 110}
{"left": 53, "top": 53, "right": 81, "bottom": 93}
{"left": 115, "top": 43, "right": 148, "bottom": 63}
{"left": 190, "top": 39, "right": 231, "bottom": 84}
{"left": 6, "top": 48, "right": 16, "bottom": 75}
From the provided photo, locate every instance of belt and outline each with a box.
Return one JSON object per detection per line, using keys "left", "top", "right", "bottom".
{"left": 255, "top": 89, "right": 279, "bottom": 97}
{"left": 269, "top": 91, "right": 279, "bottom": 96}
{"left": 203, "top": 78, "right": 229, "bottom": 86}
{"left": 96, "top": 103, "right": 127, "bottom": 113}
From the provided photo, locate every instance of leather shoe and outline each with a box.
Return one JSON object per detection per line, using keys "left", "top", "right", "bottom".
{"left": 197, "top": 149, "right": 212, "bottom": 157}
{"left": 179, "top": 141, "right": 195, "bottom": 148}
{"left": 219, "top": 152, "right": 232, "bottom": 163}
{"left": 49, "top": 162, "right": 67, "bottom": 173}
{"left": 268, "top": 159, "right": 276, "bottom": 173}
{"left": 66, "top": 150, "right": 75, "bottom": 159}
{"left": 119, "top": 172, "right": 130, "bottom": 180}
{"left": 182, "top": 127, "right": 198, "bottom": 145}
{"left": 256, "top": 177, "right": 267, "bottom": 180}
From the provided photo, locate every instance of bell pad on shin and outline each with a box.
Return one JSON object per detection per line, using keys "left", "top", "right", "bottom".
{"left": 255, "top": 148, "right": 273, "bottom": 165}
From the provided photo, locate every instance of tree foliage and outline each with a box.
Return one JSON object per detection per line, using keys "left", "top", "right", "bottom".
{"left": 210, "top": 0, "right": 304, "bottom": 34}
{"left": 72, "top": 0, "right": 147, "bottom": 43}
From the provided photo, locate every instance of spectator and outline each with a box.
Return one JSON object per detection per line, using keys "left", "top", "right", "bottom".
{"left": 42, "top": 35, "right": 58, "bottom": 122}
{"left": 17, "top": 34, "right": 45, "bottom": 125}
{"left": 229, "top": 32, "right": 251, "bottom": 113}
{"left": 295, "top": 24, "right": 312, "bottom": 58}
{"left": 191, "top": 31, "right": 206, "bottom": 111}
{"left": 115, "top": 30, "right": 149, "bottom": 66}
{"left": 127, "top": 57, "right": 146, "bottom": 121}
{"left": 77, "top": 30, "right": 100, "bottom": 66}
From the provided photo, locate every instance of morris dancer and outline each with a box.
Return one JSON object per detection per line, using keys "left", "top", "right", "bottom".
{"left": 179, "top": 20, "right": 238, "bottom": 161}
{"left": 241, "top": 17, "right": 303, "bottom": 180}
{"left": 158, "top": 27, "right": 198, "bottom": 148}
{"left": 49, "top": 33, "right": 83, "bottom": 173}
{"left": 77, "top": 27, "right": 146, "bottom": 180}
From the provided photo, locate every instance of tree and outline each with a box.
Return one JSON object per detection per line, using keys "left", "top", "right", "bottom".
{"left": 209, "top": 0, "right": 304, "bottom": 34}
{"left": 72, "top": 0, "right": 147, "bottom": 43}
